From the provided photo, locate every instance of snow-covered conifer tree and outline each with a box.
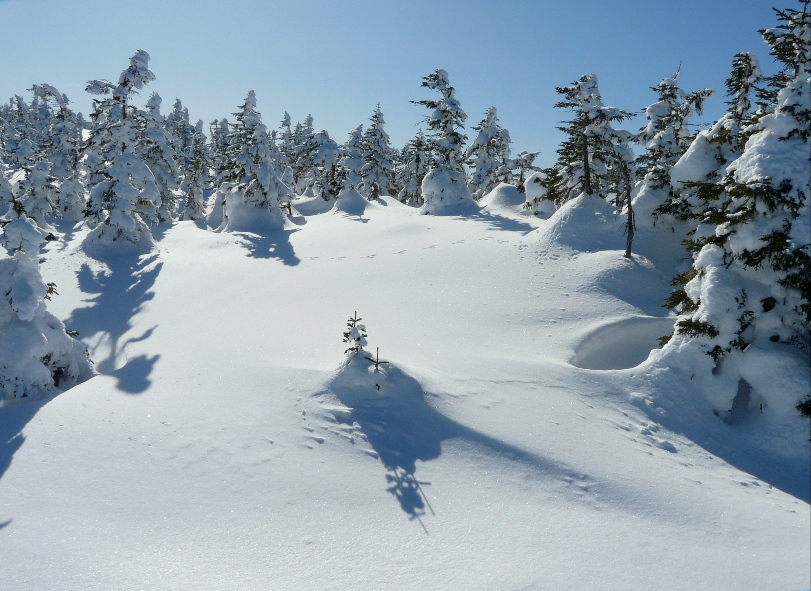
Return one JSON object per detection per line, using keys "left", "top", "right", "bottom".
{"left": 291, "top": 115, "right": 317, "bottom": 194}
{"left": 311, "top": 130, "right": 342, "bottom": 201}
{"left": 141, "top": 93, "right": 181, "bottom": 222}
{"left": 664, "top": 58, "right": 761, "bottom": 224}
{"left": 629, "top": 73, "right": 714, "bottom": 222}
{"left": 340, "top": 125, "right": 365, "bottom": 191}
{"left": 661, "top": 2, "right": 811, "bottom": 417}
{"left": 0, "top": 207, "right": 93, "bottom": 404}
{"left": 180, "top": 121, "right": 211, "bottom": 221}
{"left": 82, "top": 50, "right": 162, "bottom": 248}
{"left": 278, "top": 111, "right": 294, "bottom": 166}
{"left": 396, "top": 131, "right": 432, "bottom": 206}
{"left": 464, "top": 106, "right": 512, "bottom": 199}
{"left": 360, "top": 105, "right": 394, "bottom": 198}
{"left": 165, "top": 98, "right": 194, "bottom": 171}
{"left": 14, "top": 160, "right": 57, "bottom": 227}
{"left": 217, "top": 91, "right": 291, "bottom": 232}
{"left": 208, "top": 118, "right": 231, "bottom": 185}
{"left": 342, "top": 312, "right": 368, "bottom": 365}
{"left": 412, "top": 69, "right": 476, "bottom": 214}
{"left": 547, "top": 74, "right": 633, "bottom": 202}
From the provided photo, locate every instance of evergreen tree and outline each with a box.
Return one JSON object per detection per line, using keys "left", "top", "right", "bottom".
{"left": 663, "top": 58, "right": 760, "bottom": 223}
{"left": 180, "top": 121, "right": 211, "bottom": 221}
{"left": 412, "top": 69, "right": 475, "bottom": 214}
{"left": 663, "top": 2, "right": 810, "bottom": 416}
{"left": 0, "top": 205, "right": 93, "bottom": 403}
{"left": 341, "top": 125, "right": 365, "bottom": 191}
{"left": 165, "top": 98, "right": 194, "bottom": 171}
{"left": 209, "top": 118, "right": 232, "bottom": 183}
{"left": 396, "top": 131, "right": 432, "bottom": 206}
{"left": 217, "top": 90, "right": 291, "bottom": 232}
{"left": 464, "top": 106, "right": 512, "bottom": 199}
{"left": 360, "top": 104, "right": 395, "bottom": 198}
{"left": 14, "top": 160, "right": 57, "bottom": 228}
{"left": 141, "top": 93, "right": 181, "bottom": 222}
{"left": 548, "top": 74, "right": 633, "bottom": 202}
{"left": 310, "top": 130, "right": 342, "bottom": 201}
{"left": 82, "top": 50, "right": 161, "bottom": 247}
{"left": 291, "top": 115, "right": 317, "bottom": 194}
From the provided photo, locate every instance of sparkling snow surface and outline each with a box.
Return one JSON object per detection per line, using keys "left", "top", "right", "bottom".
{"left": 1, "top": 193, "right": 808, "bottom": 590}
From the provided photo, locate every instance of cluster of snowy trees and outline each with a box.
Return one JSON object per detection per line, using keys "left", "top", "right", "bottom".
{"left": 1, "top": 2, "right": 808, "bottom": 416}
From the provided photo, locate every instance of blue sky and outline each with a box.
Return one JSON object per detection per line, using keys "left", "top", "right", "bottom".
{"left": 2, "top": 0, "right": 779, "bottom": 166}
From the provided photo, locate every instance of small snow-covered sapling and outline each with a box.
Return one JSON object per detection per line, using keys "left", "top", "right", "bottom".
{"left": 342, "top": 311, "right": 368, "bottom": 356}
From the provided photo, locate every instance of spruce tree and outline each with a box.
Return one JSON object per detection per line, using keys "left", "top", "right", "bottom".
{"left": 180, "top": 121, "right": 211, "bottom": 221}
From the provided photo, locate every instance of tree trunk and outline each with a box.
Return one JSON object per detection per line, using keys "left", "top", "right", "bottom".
{"left": 581, "top": 135, "right": 592, "bottom": 195}
{"left": 622, "top": 165, "right": 635, "bottom": 258}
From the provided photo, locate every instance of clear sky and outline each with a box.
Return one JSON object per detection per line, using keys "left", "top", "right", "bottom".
{"left": 2, "top": 0, "right": 780, "bottom": 166}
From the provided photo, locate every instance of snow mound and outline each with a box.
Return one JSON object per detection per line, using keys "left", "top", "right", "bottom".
{"left": 218, "top": 202, "right": 287, "bottom": 234}
{"left": 420, "top": 167, "right": 478, "bottom": 216}
{"left": 542, "top": 193, "right": 623, "bottom": 252}
{"left": 292, "top": 194, "right": 335, "bottom": 216}
{"left": 333, "top": 186, "right": 373, "bottom": 216}
{"left": 479, "top": 183, "right": 525, "bottom": 211}
{"left": 571, "top": 316, "right": 675, "bottom": 370}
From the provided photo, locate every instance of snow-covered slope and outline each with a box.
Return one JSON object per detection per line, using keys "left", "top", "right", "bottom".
{"left": 1, "top": 194, "right": 808, "bottom": 590}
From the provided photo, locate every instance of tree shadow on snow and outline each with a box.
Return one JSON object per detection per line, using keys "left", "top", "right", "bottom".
{"left": 233, "top": 229, "right": 301, "bottom": 265}
{"left": 67, "top": 253, "right": 163, "bottom": 393}
{"left": 326, "top": 362, "right": 585, "bottom": 531}
{"left": 466, "top": 209, "right": 536, "bottom": 235}
{"left": 0, "top": 399, "right": 48, "bottom": 525}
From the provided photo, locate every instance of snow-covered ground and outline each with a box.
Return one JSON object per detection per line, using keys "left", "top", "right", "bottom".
{"left": 1, "top": 186, "right": 808, "bottom": 590}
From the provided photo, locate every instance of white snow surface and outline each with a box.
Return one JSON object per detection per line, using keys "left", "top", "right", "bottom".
{"left": 1, "top": 198, "right": 808, "bottom": 590}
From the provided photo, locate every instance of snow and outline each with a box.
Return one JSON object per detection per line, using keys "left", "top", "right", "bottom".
{"left": 0, "top": 195, "right": 808, "bottom": 590}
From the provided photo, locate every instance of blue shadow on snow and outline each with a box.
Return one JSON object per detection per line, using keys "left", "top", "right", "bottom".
{"left": 327, "top": 361, "right": 587, "bottom": 529}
